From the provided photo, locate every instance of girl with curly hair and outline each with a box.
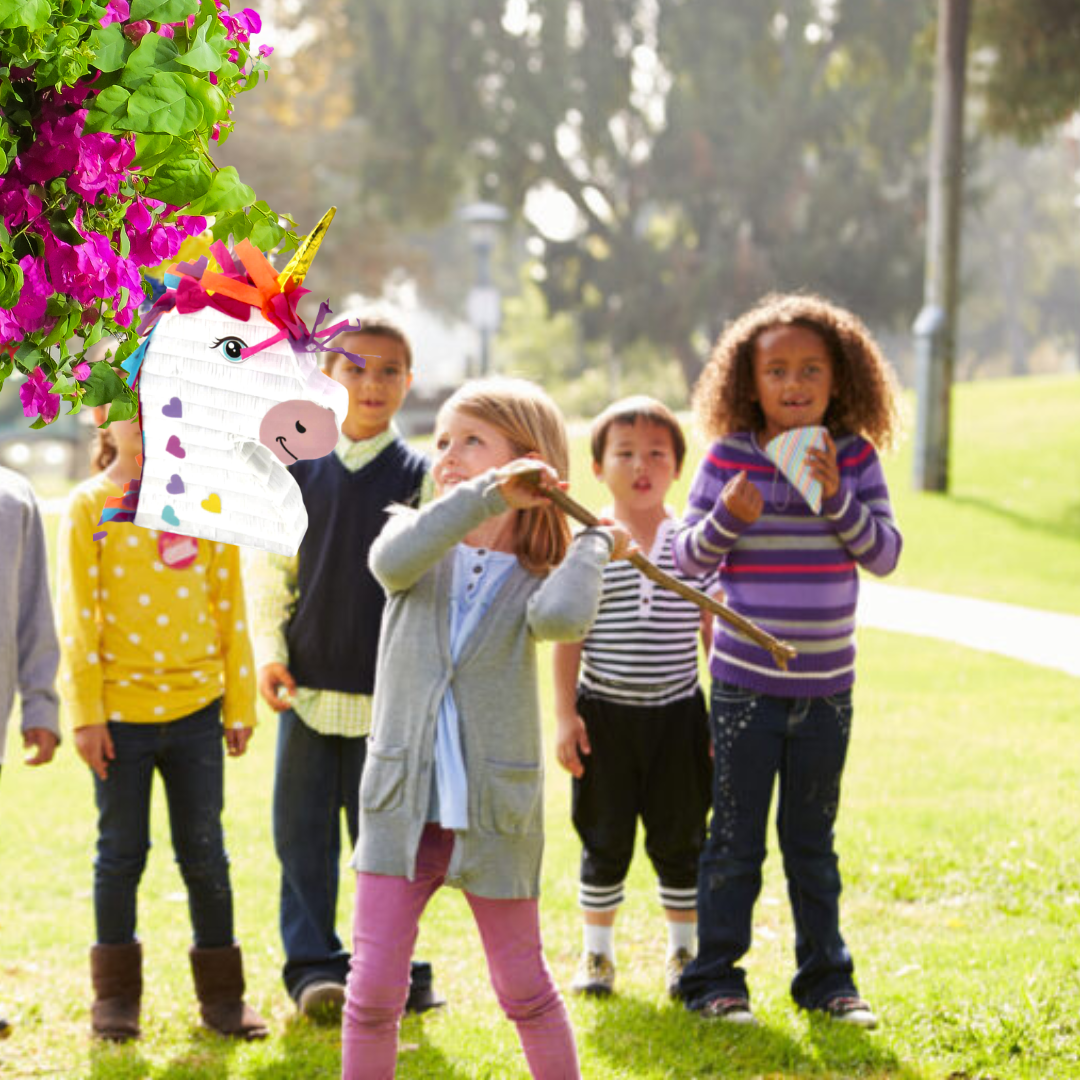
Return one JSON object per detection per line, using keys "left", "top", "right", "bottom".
{"left": 673, "top": 292, "right": 903, "bottom": 1028}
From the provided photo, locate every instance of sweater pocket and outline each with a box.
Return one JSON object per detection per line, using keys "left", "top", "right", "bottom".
{"left": 478, "top": 761, "right": 542, "bottom": 835}
{"left": 361, "top": 744, "right": 408, "bottom": 813}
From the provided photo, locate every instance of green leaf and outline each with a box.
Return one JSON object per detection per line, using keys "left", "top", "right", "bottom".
{"left": 105, "top": 393, "right": 139, "bottom": 423}
{"left": 13, "top": 342, "right": 44, "bottom": 374}
{"left": 179, "top": 73, "right": 228, "bottom": 129}
{"left": 121, "top": 33, "right": 180, "bottom": 90}
{"left": 0, "top": 0, "right": 49, "bottom": 31}
{"left": 88, "top": 22, "right": 131, "bottom": 73}
{"left": 29, "top": 415, "right": 49, "bottom": 430}
{"left": 83, "top": 85, "right": 131, "bottom": 135}
{"left": 143, "top": 148, "right": 212, "bottom": 204}
{"left": 211, "top": 207, "right": 252, "bottom": 245}
{"left": 248, "top": 201, "right": 288, "bottom": 252}
{"left": 0, "top": 261, "right": 22, "bottom": 309}
{"left": 129, "top": 0, "right": 199, "bottom": 21}
{"left": 175, "top": 14, "right": 228, "bottom": 72}
{"left": 81, "top": 360, "right": 128, "bottom": 407}
{"left": 133, "top": 131, "right": 177, "bottom": 171}
{"left": 122, "top": 73, "right": 201, "bottom": 136}
{"left": 186, "top": 166, "right": 255, "bottom": 215}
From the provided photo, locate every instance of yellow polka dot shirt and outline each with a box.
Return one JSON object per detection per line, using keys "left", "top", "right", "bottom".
{"left": 57, "top": 473, "right": 257, "bottom": 730}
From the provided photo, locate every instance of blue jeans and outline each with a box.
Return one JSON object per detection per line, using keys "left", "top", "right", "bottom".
{"left": 680, "top": 682, "right": 858, "bottom": 1010}
{"left": 273, "top": 708, "right": 366, "bottom": 999}
{"left": 93, "top": 701, "right": 233, "bottom": 947}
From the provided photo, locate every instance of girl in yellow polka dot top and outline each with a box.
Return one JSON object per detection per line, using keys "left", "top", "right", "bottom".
{"left": 56, "top": 403, "right": 266, "bottom": 1043}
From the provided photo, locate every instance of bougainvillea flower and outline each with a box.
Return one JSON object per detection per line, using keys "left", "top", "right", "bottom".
{"left": 72, "top": 361, "right": 92, "bottom": 381}
{"left": 20, "top": 367, "right": 60, "bottom": 423}
{"left": 99, "top": 0, "right": 129, "bottom": 27}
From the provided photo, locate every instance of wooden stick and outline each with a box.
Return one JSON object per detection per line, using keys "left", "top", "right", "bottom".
{"left": 524, "top": 473, "right": 798, "bottom": 670}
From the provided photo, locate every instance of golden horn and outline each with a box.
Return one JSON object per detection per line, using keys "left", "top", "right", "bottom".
{"left": 277, "top": 206, "right": 337, "bottom": 290}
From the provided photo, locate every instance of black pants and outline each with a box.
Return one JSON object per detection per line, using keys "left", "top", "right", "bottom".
{"left": 572, "top": 690, "right": 712, "bottom": 910}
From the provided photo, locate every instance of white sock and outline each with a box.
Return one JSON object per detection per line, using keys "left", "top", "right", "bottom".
{"left": 583, "top": 922, "right": 615, "bottom": 961}
{"left": 667, "top": 920, "right": 696, "bottom": 957}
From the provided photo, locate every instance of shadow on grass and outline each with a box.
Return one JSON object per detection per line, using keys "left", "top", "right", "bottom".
{"left": 945, "top": 493, "right": 1080, "bottom": 547}
{"left": 580, "top": 995, "right": 925, "bottom": 1079}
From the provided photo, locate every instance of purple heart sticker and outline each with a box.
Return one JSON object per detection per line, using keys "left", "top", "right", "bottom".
{"left": 166, "top": 435, "right": 186, "bottom": 459}
{"left": 166, "top": 474, "right": 185, "bottom": 495}
{"left": 162, "top": 397, "right": 183, "bottom": 418}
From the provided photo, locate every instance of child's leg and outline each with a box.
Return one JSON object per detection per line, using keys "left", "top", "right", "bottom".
{"left": 342, "top": 825, "right": 453, "bottom": 1079}
{"left": 93, "top": 722, "right": 156, "bottom": 944}
{"left": 273, "top": 709, "right": 360, "bottom": 999}
{"left": 680, "top": 682, "right": 786, "bottom": 1010}
{"left": 640, "top": 692, "right": 712, "bottom": 935}
{"left": 570, "top": 694, "right": 639, "bottom": 970}
{"left": 467, "top": 893, "right": 580, "bottom": 1080}
{"left": 158, "top": 702, "right": 233, "bottom": 947}
{"left": 777, "top": 691, "right": 857, "bottom": 1009}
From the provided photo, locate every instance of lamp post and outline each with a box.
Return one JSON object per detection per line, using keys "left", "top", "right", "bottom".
{"left": 460, "top": 201, "right": 507, "bottom": 377}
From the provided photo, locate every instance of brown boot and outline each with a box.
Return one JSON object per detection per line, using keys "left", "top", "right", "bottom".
{"left": 189, "top": 945, "right": 268, "bottom": 1039}
{"left": 90, "top": 942, "right": 142, "bottom": 1041}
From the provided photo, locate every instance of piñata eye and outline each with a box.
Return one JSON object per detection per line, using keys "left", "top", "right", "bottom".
{"left": 210, "top": 336, "right": 248, "bottom": 362}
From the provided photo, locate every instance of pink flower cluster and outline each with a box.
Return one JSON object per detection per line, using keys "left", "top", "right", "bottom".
{"left": 0, "top": 72, "right": 204, "bottom": 381}
{"left": 18, "top": 362, "right": 90, "bottom": 424}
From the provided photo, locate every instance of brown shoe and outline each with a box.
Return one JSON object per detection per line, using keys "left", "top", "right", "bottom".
{"left": 189, "top": 945, "right": 268, "bottom": 1039}
{"left": 90, "top": 942, "right": 142, "bottom": 1041}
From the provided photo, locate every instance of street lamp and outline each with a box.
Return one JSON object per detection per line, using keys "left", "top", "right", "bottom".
{"left": 460, "top": 201, "right": 508, "bottom": 377}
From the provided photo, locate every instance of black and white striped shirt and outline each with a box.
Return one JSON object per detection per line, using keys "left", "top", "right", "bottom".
{"left": 579, "top": 517, "right": 717, "bottom": 707}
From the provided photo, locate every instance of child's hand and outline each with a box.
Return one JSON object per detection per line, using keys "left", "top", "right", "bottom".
{"left": 807, "top": 432, "right": 840, "bottom": 500}
{"left": 75, "top": 725, "right": 114, "bottom": 782}
{"left": 495, "top": 458, "right": 566, "bottom": 510}
{"left": 22, "top": 728, "right": 58, "bottom": 767}
{"left": 555, "top": 713, "right": 591, "bottom": 778}
{"left": 721, "top": 471, "right": 763, "bottom": 524}
{"left": 258, "top": 662, "right": 297, "bottom": 712}
{"left": 595, "top": 519, "right": 636, "bottom": 562}
{"left": 225, "top": 724, "right": 253, "bottom": 757}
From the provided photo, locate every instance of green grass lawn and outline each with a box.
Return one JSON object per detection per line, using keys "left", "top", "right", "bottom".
{"left": 2, "top": 373, "right": 1079, "bottom": 1078}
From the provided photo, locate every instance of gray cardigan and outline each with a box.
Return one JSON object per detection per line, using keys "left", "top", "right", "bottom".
{"left": 0, "top": 467, "right": 60, "bottom": 765}
{"left": 351, "top": 471, "right": 611, "bottom": 899}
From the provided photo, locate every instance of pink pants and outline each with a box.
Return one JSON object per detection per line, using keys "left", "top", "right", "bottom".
{"left": 342, "top": 825, "right": 580, "bottom": 1079}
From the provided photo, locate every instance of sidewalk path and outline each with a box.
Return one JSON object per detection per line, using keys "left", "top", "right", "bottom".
{"left": 859, "top": 581, "right": 1080, "bottom": 679}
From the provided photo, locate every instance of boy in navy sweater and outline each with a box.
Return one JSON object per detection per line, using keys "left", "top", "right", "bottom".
{"left": 250, "top": 317, "right": 441, "bottom": 1018}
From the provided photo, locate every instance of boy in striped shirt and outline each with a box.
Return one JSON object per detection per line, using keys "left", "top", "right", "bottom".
{"left": 554, "top": 397, "right": 717, "bottom": 999}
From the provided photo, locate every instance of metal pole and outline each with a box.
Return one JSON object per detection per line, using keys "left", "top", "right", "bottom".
{"left": 913, "top": 0, "right": 970, "bottom": 493}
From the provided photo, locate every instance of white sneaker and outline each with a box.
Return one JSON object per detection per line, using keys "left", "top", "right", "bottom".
{"left": 821, "top": 995, "right": 878, "bottom": 1029}
{"left": 570, "top": 952, "right": 616, "bottom": 996}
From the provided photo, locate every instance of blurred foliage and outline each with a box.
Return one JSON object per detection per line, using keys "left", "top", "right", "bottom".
{"left": 972, "top": 0, "right": 1080, "bottom": 143}
{"left": 244, "top": 0, "right": 938, "bottom": 390}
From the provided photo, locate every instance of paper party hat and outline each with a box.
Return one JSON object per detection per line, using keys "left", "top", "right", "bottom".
{"left": 764, "top": 425, "right": 827, "bottom": 513}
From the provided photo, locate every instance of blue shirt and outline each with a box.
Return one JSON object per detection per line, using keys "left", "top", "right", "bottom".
{"left": 429, "top": 543, "right": 517, "bottom": 828}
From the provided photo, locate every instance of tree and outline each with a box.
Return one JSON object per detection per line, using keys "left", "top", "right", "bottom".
{"left": 973, "top": 0, "right": 1080, "bottom": 142}
{"left": 325, "top": 0, "right": 936, "bottom": 389}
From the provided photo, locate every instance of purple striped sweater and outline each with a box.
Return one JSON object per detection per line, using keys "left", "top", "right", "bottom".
{"left": 674, "top": 431, "right": 902, "bottom": 697}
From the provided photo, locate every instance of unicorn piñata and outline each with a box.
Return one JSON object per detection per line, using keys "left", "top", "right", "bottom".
{"left": 110, "top": 209, "right": 364, "bottom": 556}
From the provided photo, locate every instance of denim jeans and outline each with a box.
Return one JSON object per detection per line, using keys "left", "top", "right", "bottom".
{"left": 679, "top": 681, "right": 858, "bottom": 1010}
{"left": 93, "top": 700, "right": 233, "bottom": 947}
{"left": 273, "top": 708, "right": 366, "bottom": 1000}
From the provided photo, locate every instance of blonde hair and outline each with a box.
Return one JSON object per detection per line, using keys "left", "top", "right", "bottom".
{"left": 439, "top": 377, "right": 571, "bottom": 576}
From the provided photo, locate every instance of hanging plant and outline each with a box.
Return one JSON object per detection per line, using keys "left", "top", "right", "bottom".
{"left": 0, "top": 0, "right": 294, "bottom": 427}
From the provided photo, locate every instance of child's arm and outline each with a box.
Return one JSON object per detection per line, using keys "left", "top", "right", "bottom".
{"left": 673, "top": 451, "right": 756, "bottom": 577}
{"left": 810, "top": 435, "right": 902, "bottom": 577}
{"left": 16, "top": 484, "right": 60, "bottom": 763}
{"left": 553, "top": 642, "right": 589, "bottom": 778}
{"left": 245, "top": 549, "right": 299, "bottom": 711}
{"left": 207, "top": 542, "right": 257, "bottom": 755}
{"left": 370, "top": 470, "right": 523, "bottom": 593}
{"left": 527, "top": 526, "right": 626, "bottom": 642}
